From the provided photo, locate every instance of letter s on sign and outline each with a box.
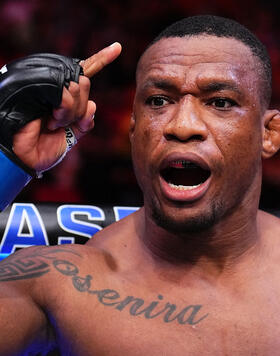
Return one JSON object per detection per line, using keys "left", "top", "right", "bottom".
{"left": 57, "top": 205, "right": 105, "bottom": 239}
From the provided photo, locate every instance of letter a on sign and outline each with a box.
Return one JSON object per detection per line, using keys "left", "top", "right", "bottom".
{"left": 0, "top": 203, "right": 49, "bottom": 256}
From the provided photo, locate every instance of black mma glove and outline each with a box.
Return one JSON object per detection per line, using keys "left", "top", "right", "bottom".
{"left": 0, "top": 53, "right": 83, "bottom": 211}
{"left": 0, "top": 53, "right": 83, "bottom": 151}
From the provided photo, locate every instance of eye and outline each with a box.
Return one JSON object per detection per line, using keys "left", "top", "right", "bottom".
{"left": 146, "top": 96, "right": 170, "bottom": 108}
{"left": 208, "top": 98, "right": 237, "bottom": 110}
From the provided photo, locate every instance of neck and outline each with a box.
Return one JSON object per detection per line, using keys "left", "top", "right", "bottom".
{"left": 138, "top": 196, "right": 261, "bottom": 275}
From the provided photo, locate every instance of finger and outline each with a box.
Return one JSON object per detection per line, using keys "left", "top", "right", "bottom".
{"left": 81, "top": 42, "right": 122, "bottom": 78}
{"left": 72, "top": 100, "right": 96, "bottom": 140}
{"left": 47, "top": 83, "right": 79, "bottom": 130}
{"left": 75, "top": 75, "right": 91, "bottom": 118}
{"left": 47, "top": 89, "right": 73, "bottom": 130}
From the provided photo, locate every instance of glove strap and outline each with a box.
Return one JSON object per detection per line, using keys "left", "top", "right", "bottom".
{"left": 0, "top": 146, "right": 34, "bottom": 211}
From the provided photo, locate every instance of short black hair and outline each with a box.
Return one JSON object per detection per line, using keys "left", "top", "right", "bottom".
{"left": 147, "top": 15, "right": 272, "bottom": 107}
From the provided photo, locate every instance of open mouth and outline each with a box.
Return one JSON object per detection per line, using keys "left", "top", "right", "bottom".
{"left": 160, "top": 160, "right": 211, "bottom": 190}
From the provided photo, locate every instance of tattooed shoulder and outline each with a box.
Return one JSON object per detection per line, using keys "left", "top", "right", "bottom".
{"left": 0, "top": 245, "right": 83, "bottom": 282}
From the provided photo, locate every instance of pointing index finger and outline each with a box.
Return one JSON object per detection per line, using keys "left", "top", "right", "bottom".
{"left": 81, "top": 42, "right": 122, "bottom": 78}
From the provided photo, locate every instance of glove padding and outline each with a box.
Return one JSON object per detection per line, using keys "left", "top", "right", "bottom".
{"left": 0, "top": 53, "right": 83, "bottom": 149}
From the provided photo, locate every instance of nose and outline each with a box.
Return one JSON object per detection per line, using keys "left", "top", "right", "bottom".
{"left": 164, "top": 96, "right": 208, "bottom": 142}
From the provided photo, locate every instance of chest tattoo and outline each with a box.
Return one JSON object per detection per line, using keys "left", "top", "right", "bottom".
{"left": 0, "top": 249, "right": 209, "bottom": 326}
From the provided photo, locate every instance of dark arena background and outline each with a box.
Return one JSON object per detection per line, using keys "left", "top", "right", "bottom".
{"left": 0, "top": 0, "right": 280, "bottom": 355}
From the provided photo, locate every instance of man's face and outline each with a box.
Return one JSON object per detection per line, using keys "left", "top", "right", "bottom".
{"left": 130, "top": 35, "right": 265, "bottom": 233}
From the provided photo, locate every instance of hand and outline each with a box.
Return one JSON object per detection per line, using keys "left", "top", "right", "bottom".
{"left": 12, "top": 42, "right": 122, "bottom": 172}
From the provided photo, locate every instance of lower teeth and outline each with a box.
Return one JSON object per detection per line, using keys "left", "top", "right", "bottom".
{"left": 168, "top": 182, "right": 201, "bottom": 190}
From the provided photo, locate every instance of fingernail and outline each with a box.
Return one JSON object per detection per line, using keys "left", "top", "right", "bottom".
{"left": 109, "top": 42, "right": 120, "bottom": 47}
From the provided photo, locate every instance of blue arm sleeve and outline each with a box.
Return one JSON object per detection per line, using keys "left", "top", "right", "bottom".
{"left": 0, "top": 148, "right": 32, "bottom": 211}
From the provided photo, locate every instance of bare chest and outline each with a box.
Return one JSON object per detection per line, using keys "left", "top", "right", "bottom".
{"left": 47, "top": 274, "right": 280, "bottom": 356}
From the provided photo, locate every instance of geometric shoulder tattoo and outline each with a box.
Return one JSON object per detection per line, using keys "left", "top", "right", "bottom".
{"left": 0, "top": 248, "right": 80, "bottom": 282}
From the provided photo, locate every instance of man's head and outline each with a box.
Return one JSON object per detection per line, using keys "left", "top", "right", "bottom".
{"left": 147, "top": 15, "right": 272, "bottom": 109}
{"left": 135, "top": 15, "right": 272, "bottom": 112}
{"left": 130, "top": 15, "right": 280, "bottom": 234}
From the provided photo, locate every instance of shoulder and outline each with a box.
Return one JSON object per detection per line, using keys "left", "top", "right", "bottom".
{"left": 85, "top": 208, "right": 144, "bottom": 269}
{"left": 0, "top": 207, "right": 142, "bottom": 300}
{"left": 86, "top": 207, "right": 142, "bottom": 248}
{"left": 0, "top": 244, "right": 111, "bottom": 294}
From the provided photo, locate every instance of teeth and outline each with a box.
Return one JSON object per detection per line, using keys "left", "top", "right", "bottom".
{"left": 168, "top": 182, "right": 201, "bottom": 190}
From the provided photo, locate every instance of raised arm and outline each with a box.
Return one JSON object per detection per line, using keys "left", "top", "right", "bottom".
{"left": 13, "top": 42, "right": 122, "bottom": 170}
{"left": 0, "top": 42, "right": 122, "bottom": 210}
{"left": 0, "top": 43, "right": 122, "bottom": 354}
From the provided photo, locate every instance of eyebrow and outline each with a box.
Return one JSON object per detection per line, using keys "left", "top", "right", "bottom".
{"left": 140, "top": 78, "right": 243, "bottom": 96}
{"left": 198, "top": 81, "right": 242, "bottom": 95}
{"left": 141, "top": 79, "right": 178, "bottom": 92}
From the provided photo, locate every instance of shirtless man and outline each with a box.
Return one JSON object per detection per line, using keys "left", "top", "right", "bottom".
{"left": 1, "top": 14, "right": 280, "bottom": 355}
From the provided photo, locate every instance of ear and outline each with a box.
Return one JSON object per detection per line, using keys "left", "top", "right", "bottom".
{"left": 262, "top": 109, "right": 280, "bottom": 159}
{"left": 129, "top": 113, "right": 136, "bottom": 142}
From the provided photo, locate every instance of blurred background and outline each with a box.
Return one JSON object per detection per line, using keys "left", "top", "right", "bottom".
{"left": 1, "top": 0, "right": 280, "bottom": 211}
{"left": 0, "top": 1, "right": 280, "bottom": 355}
